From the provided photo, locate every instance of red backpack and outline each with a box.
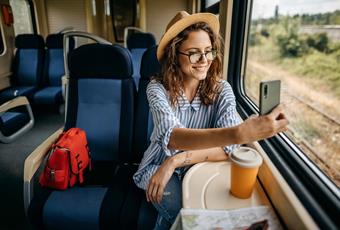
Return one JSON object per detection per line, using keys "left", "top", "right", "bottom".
{"left": 39, "top": 128, "right": 91, "bottom": 190}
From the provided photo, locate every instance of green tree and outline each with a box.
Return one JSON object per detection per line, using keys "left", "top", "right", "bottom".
{"left": 306, "top": 33, "right": 329, "bottom": 52}
{"left": 275, "top": 17, "right": 308, "bottom": 57}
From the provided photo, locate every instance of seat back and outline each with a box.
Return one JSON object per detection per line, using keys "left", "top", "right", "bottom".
{"left": 44, "top": 34, "right": 74, "bottom": 86}
{"left": 12, "top": 34, "right": 44, "bottom": 86}
{"left": 66, "top": 43, "right": 135, "bottom": 164}
{"left": 127, "top": 32, "right": 156, "bottom": 50}
{"left": 133, "top": 46, "right": 160, "bottom": 163}
{"left": 127, "top": 32, "right": 156, "bottom": 87}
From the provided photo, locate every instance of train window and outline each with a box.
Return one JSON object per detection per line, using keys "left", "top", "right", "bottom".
{"left": 9, "top": 0, "right": 33, "bottom": 35}
{"left": 202, "top": 0, "right": 220, "bottom": 14}
{"left": 205, "top": 0, "right": 219, "bottom": 8}
{"left": 243, "top": 0, "right": 340, "bottom": 187}
{"left": 110, "top": 0, "right": 136, "bottom": 42}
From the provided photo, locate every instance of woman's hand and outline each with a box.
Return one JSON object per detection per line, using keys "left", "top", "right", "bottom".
{"left": 146, "top": 157, "right": 175, "bottom": 204}
{"left": 239, "top": 104, "right": 289, "bottom": 143}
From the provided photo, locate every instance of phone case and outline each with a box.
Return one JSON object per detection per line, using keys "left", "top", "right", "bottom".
{"left": 259, "top": 80, "right": 281, "bottom": 115}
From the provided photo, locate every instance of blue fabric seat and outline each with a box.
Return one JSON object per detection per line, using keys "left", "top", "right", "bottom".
{"left": 28, "top": 43, "right": 137, "bottom": 229}
{"left": 0, "top": 96, "right": 34, "bottom": 143}
{"left": 0, "top": 112, "right": 29, "bottom": 136}
{"left": 132, "top": 46, "right": 159, "bottom": 164}
{"left": 34, "top": 34, "right": 74, "bottom": 105}
{"left": 0, "top": 34, "right": 44, "bottom": 103}
{"left": 122, "top": 46, "right": 160, "bottom": 229}
{"left": 28, "top": 45, "right": 162, "bottom": 230}
{"left": 127, "top": 33, "right": 156, "bottom": 87}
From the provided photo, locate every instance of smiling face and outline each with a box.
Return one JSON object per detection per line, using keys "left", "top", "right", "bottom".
{"left": 178, "top": 30, "right": 213, "bottom": 84}
{"left": 159, "top": 22, "right": 222, "bottom": 106}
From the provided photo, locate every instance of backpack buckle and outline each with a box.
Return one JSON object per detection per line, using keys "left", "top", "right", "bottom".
{"left": 50, "top": 170, "right": 55, "bottom": 182}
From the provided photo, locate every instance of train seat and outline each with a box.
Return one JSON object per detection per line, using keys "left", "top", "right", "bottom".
{"left": 121, "top": 46, "right": 160, "bottom": 229}
{"left": 33, "top": 34, "right": 74, "bottom": 106}
{"left": 0, "top": 34, "right": 44, "bottom": 103}
{"left": 127, "top": 32, "right": 156, "bottom": 87}
{"left": 27, "top": 43, "right": 136, "bottom": 229}
{"left": 132, "top": 46, "right": 159, "bottom": 164}
{"left": 0, "top": 96, "right": 34, "bottom": 143}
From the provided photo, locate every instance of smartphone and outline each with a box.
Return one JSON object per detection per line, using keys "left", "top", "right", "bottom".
{"left": 259, "top": 80, "right": 281, "bottom": 115}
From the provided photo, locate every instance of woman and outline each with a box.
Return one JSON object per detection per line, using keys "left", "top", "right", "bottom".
{"left": 133, "top": 11, "right": 288, "bottom": 229}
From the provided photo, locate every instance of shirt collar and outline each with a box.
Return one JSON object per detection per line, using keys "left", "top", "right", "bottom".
{"left": 178, "top": 84, "right": 202, "bottom": 111}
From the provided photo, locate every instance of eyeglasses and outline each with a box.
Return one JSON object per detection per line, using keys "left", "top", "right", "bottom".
{"left": 178, "top": 50, "right": 217, "bottom": 64}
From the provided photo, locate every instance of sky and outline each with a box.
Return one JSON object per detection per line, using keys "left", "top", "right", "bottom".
{"left": 252, "top": 0, "right": 340, "bottom": 19}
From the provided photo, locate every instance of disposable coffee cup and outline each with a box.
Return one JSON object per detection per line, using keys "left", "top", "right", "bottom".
{"left": 230, "top": 147, "right": 263, "bottom": 199}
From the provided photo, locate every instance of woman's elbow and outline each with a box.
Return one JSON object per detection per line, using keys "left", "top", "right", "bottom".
{"left": 167, "top": 138, "right": 178, "bottom": 150}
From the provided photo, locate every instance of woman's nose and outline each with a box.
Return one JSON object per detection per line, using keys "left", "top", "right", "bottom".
{"left": 198, "top": 53, "right": 208, "bottom": 63}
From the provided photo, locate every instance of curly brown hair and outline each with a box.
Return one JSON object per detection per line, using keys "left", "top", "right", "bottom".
{"left": 156, "top": 22, "right": 223, "bottom": 106}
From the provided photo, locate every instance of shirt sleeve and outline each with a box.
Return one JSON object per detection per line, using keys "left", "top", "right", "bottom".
{"left": 147, "top": 81, "right": 184, "bottom": 156}
{"left": 215, "top": 80, "right": 242, "bottom": 155}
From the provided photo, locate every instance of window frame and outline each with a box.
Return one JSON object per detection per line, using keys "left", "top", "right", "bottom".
{"left": 226, "top": 0, "right": 340, "bottom": 229}
{"left": 201, "top": 0, "right": 219, "bottom": 14}
{"left": 27, "top": 0, "right": 38, "bottom": 34}
{"left": 0, "top": 22, "right": 5, "bottom": 56}
{"left": 110, "top": 0, "right": 137, "bottom": 42}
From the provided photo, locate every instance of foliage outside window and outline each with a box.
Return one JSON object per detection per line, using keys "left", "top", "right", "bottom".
{"left": 244, "top": 1, "right": 340, "bottom": 187}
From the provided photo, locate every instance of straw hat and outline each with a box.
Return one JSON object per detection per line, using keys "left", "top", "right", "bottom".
{"left": 157, "top": 11, "right": 220, "bottom": 60}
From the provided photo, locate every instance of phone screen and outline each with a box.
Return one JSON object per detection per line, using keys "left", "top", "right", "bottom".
{"left": 259, "top": 80, "right": 281, "bottom": 115}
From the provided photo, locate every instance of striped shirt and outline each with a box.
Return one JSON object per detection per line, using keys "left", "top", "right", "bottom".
{"left": 133, "top": 79, "right": 242, "bottom": 190}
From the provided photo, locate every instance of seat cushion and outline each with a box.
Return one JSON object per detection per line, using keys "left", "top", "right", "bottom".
{"left": 33, "top": 86, "right": 62, "bottom": 104}
{"left": 28, "top": 166, "right": 137, "bottom": 230}
{"left": 0, "top": 86, "right": 37, "bottom": 103}
{"left": 0, "top": 112, "right": 29, "bottom": 136}
{"left": 43, "top": 187, "right": 107, "bottom": 230}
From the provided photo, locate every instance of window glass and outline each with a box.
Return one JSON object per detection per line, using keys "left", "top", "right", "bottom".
{"left": 9, "top": 0, "right": 33, "bottom": 35}
{"left": 206, "top": 0, "right": 219, "bottom": 8}
{"left": 244, "top": 0, "right": 340, "bottom": 187}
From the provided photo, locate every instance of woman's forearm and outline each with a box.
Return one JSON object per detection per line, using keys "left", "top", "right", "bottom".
{"left": 168, "top": 105, "right": 288, "bottom": 150}
{"left": 168, "top": 147, "right": 227, "bottom": 169}
{"left": 168, "top": 126, "right": 241, "bottom": 150}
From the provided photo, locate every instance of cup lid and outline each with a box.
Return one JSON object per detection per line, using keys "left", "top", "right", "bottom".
{"left": 230, "top": 147, "right": 263, "bottom": 168}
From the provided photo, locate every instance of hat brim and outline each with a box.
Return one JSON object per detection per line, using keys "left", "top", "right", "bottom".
{"left": 157, "top": 13, "right": 219, "bottom": 60}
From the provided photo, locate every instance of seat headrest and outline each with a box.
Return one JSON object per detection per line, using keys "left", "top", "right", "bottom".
{"left": 15, "top": 34, "right": 44, "bottom": 49}
{"left": 69, "top": 44, "right": 133, "bottom": 79}
{"left": 46, "top": 33, "right": 75, "bottom": 49}
{"left": 140, "top": 46, "right": 160, "bottom": 79}
{"left": 127, "top": 33, "right": 156, "bottom": 50}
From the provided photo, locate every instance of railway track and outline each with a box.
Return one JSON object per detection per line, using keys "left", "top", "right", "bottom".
{"left": 282, "top": 88, "right": 340, "bottom": 126}
{"left": 282, "top": 89, "right": 340, "bottom": 178}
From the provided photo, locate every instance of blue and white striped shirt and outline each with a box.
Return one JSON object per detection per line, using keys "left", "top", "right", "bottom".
{"left": 133, "top": 79, "right": 241, "bottom": 190}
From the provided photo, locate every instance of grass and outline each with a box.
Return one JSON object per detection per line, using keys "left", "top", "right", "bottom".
{"left": 248, "top": 37, "right": 340, "bottom": 97}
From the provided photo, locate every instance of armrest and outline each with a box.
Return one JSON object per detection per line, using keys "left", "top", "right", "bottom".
{"left": 0, "top": 96, "right": 29, "bottom": 113}
{"left": 23, "top": 128, "right": 63, "bottom": 214}
{"left": 0, "top": 96, "right": 35, "bottom": 143}
{"left": 61, "top": 75, "right": 68, "bottom": 100}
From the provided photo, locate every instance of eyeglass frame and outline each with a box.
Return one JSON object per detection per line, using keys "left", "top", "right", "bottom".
{"left": 178, "top": 50, "right": 217, "bottom": 64}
